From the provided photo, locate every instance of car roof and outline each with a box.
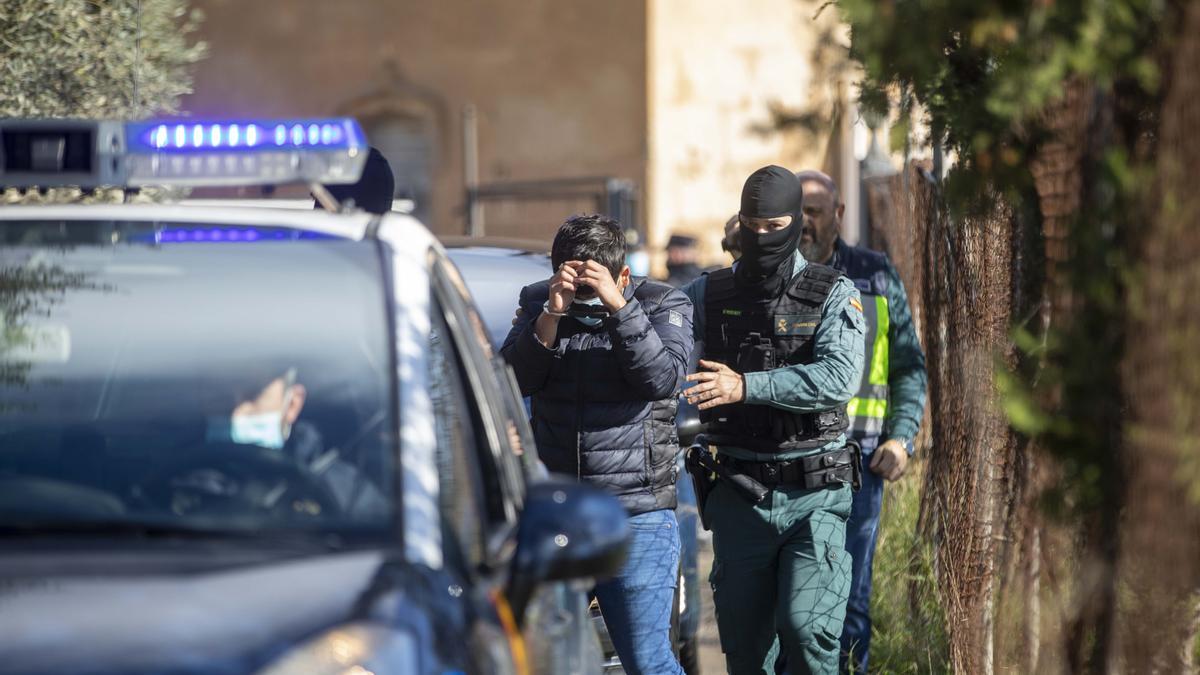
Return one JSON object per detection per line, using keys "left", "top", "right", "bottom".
{"left": 439, "top": 235, "right": 550, "bottom": 253}
{"left": 444, "top": 245, "right": 551, "bottom": 348}
{"left": 178, "top": 197, "right": 417, "bottom": 213}
{"left": 0, "top": 203, "right": 376, "bottom": 239}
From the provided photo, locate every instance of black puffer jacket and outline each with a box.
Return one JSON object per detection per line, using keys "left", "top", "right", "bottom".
{"left": 500, "top": 278, "right": 694, "bottom": 515}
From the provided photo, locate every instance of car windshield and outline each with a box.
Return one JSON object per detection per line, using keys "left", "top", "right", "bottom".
{"left": 0, "top": 220, "right": 396, "bottom": 540}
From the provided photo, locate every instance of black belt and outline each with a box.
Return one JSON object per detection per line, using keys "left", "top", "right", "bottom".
{"left": 718, "top": 445, "right": 860, "bottom": 491}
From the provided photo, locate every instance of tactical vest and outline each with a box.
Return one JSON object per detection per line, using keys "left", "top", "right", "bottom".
{"left": 700, "top": 264, "right": 848, "bottom": 454}
{"left": 834, "top": 242, "right": 893, "bottom": 440}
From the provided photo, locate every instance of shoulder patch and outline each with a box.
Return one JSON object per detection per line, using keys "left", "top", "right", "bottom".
{"left": 849, "top": 297, "right": 863, "bottom": 313}
{"left": 668, "top": 310, "right": 684, "bottom": 327}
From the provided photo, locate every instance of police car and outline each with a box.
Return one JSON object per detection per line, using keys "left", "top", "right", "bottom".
{"left": 0, "top": 118, "right": 627, "bottom": 674}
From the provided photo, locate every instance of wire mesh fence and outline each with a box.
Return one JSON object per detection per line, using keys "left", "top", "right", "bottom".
{"left": 861, "top": 11, "right": 1200, "bottom": 664}
{"left": 864, "top": 167, "right": 1023, "bottom": 673}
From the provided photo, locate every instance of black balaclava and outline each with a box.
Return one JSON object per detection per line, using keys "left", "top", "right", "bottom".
{"left": 735, "top": 165, "right": 803, "bottom": 298}
{"left": 314, "top": 146, "right": 395, "bottom": 214}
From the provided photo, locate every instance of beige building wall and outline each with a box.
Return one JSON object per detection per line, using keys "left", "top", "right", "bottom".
{"left": 184, "top": 0, "right": 648, "bottom": 241}
{"left": 184, "top": 1, "right": 848, "bottom": 259}
{"left": 646, "top": 0, "right": 845, "bottom": 269}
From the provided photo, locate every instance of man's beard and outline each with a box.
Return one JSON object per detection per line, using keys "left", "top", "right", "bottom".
{"left": 798, "top": 218, "right": 839, "bottom": 263}
{"left": 799, "top": 237, "right": 834, "bottom": 263}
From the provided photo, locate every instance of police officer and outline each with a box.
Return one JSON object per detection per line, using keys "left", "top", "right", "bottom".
{"left": 681, "top": 166, "right": 865, "bottom": 674}
{"left": 721, "top": 213, "right": 742, "bottom": 262}
{"left": 795, "top": 170, "right": 928, "bottom": 673}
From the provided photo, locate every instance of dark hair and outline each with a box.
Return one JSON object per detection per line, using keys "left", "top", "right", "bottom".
{"left": 550, "top": 214, "right": 626, "bottom": 278}
{"left": 721, "top": 213, "right": 741, "bottom": 254}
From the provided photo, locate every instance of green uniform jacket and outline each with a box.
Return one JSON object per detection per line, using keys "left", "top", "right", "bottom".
{"left": 682, "top": 256, "right": 865, "bottom": 461}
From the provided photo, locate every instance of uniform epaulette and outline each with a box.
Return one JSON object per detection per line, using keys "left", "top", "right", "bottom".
{"left": 704, "top": 267, "right": 739, "bottom": 304}
{"left": 787, "top": 263, "right": 842, "bottom": 306}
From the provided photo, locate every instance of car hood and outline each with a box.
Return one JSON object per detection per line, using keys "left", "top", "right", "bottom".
{"left": 0, "top": 547, "right": 387, "bottom": 674}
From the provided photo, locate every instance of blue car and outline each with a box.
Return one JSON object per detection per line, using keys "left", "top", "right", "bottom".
{"left": 445, "top": 237, "right": 704, "bottom": 674}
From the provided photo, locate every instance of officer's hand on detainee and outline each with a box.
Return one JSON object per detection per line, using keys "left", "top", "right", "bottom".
{"left": 684, "top": 360, "right": 746, "bottom": 410}
{"left": 572, "top": 260, "right": 627, "bottom": 313}
{"left": 870, "top": 439, "right": 909, "bottom": 481}
{"left": 511, "top": 307, "right": 524, "bottom": 326}
{"left": 547, "top": 262, "right": 580, "bottom": 314}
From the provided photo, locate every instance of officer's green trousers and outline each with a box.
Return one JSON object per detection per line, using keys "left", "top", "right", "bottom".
{"left": 707, "top": 479, "right": 853, "bottom": 675}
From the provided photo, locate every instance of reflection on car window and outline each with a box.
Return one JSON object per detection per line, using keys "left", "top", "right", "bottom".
{"left": 0, "top": 221, "right": 395, "bottom": 537}
{"left": 439, "top": 259, "right": 496, "bottom": 359}
{"left": 427, "top": 298, "right": 487, "bottom": 568}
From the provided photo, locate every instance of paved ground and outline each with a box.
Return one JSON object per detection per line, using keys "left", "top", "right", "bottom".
{"left": 696, "top": 538, "right": 727, "bottom": 674}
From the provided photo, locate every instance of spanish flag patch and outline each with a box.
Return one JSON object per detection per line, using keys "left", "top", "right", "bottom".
{"left": 850, "top": 297, "right": 863, "bottom": 313}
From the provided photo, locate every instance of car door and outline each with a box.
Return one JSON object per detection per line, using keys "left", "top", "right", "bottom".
{"left": 424, "top": 270, "right": 530, "bottom": 675}
{"left": 429, "top": 254, "right": 526, "bottom": 522}
{"left": 430, "top": 250, "right": 604, "bottom": 675}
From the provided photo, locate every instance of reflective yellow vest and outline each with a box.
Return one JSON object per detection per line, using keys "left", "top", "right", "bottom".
{"left": 846, "top": 292, "right": 889, "bottom": 437}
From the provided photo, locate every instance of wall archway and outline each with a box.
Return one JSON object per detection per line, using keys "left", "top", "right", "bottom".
{"left": 338, "top": 64, "right": 449, "bottom": 222}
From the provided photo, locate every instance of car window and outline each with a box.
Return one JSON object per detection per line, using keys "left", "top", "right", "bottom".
{"left": 492, "top": 357, "right": 542, "bottom": 477}
{"left": 432, "top": 257, "right": 525, "bottom": 522}
{"left": 0, "top": 220, "right": 396, "bottom": 539}
{"left": 441, "top": 247, "right": 548, "bottom": 477}
{"left": 427, "top": 299, "right": 489, "bottom": 569}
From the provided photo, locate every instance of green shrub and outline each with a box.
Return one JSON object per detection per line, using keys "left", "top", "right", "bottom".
{"left": 0, "top": 0, "right": 205, "bottom": 204}
{"left": 0, "top": 0, "right": 205, "bottom": 119}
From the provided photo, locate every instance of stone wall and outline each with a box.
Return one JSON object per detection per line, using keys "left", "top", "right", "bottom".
{"left": 646, "top": 0, "right": 845, "bottom": 268}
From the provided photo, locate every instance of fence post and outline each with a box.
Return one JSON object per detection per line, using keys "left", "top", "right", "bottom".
{"left": 463, "top": 103, "right": 483, "bottom": 237}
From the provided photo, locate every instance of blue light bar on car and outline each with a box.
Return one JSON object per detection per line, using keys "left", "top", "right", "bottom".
{"left": 0, "top": 118, "right": 369, "bottom": 189}
{"left": 150, "top": 227, "right": 337, "bottom": 243}
{"left": 126, "top": 119, "right": 360, "bottom": 152}
{"left": 122, "top": 118, "right": 367, "bottom": 188}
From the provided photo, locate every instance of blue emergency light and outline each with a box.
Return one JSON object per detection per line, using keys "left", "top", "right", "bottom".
{"left": 0, "top": 117, "right": 367, "bottom": 189}
{"left": 124, "top": 118, "right": 360, "bottom": 152}
{"left": 150, "top": 227, "right": 336, "bottom": 243}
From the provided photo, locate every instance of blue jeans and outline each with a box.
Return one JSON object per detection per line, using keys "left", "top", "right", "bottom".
{"left": 839, "top": 446, "right": 885, "bottom": 673}
{"left": 593, "top": 508, "right": 685, "bottom": 675}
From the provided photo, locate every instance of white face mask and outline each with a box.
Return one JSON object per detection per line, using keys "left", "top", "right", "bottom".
{"left": 573, "top": 296, "right": 605, "bottom": 327}
{"left": 227, "top": 385, "right": 293, "bottom": 450}
{"left": 230, "top": 410, "right": 286, "bottom": 449}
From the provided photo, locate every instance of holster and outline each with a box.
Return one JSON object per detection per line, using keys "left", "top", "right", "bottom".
{"left": 688, "top": 440, "right": 770, "bottom": 513}
{"left": 684, "top": 443, "right": 717, "bottom": 530}
{"left": 846, "top": 437, "right": 863, "bottom": 492}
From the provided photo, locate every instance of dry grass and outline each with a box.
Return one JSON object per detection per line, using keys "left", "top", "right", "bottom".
{"left": 866, "top": 458, "right": 951, "bottom": 674}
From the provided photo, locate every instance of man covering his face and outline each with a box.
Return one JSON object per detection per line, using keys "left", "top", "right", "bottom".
{"left": 207, "top": 367, "right": 387, "bottom": 517}
{"left": 501, "top": 214, "right": 694, "bottom": 675}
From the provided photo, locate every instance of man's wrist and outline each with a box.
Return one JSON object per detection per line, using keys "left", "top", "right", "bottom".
{"left": 888, "top": 436, "right": 914, "bottom": 455}
{"left": 603, "top": 295, "right": 627, "bottom": 313}
{"left": 542, "top": 300, "right": 567, "bottom": 317}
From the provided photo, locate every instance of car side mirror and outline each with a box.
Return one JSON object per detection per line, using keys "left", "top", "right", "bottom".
{"left": 506, "top": 479, "right": 628, "bottom": 625}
